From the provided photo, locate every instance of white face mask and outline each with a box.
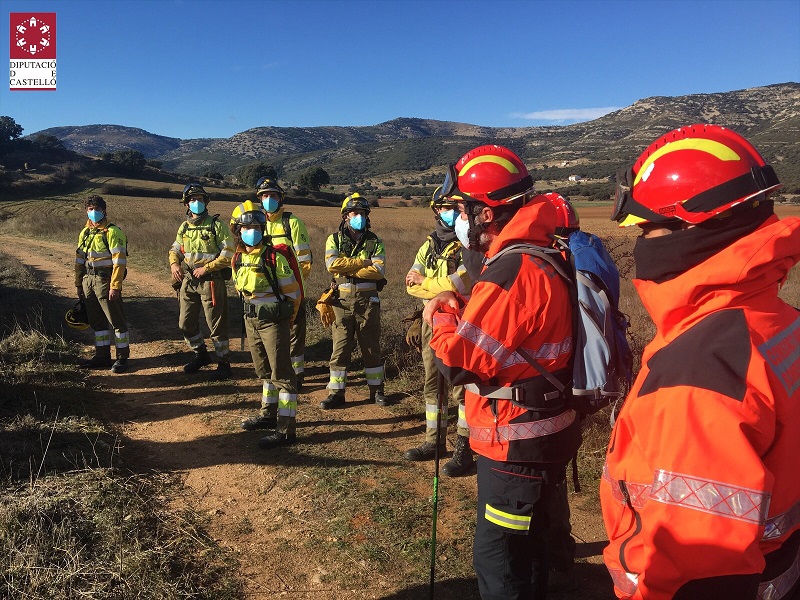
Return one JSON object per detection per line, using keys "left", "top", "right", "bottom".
{"left": 454, "top": 214, "right": 471, "bottom": 248}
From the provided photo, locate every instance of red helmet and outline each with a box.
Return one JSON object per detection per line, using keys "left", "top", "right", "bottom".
{"left": 613, "top": 124, "right": 781, "bottom": 227}
{"left": 537, "top": 192, "right": 579, "bottom": 233}
{"left": 438, "top": 145, "right": 533, "bottom": 207}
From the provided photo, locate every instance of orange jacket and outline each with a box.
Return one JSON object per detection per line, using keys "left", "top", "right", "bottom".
{"left": 430, "top": 200, "right": 581, "bottom": 463}
{"left": 601, "top": 214, "right": 800, "bottom": 600}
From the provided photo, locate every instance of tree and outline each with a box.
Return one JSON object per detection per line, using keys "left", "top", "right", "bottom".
{"left": 100, "top": 150, "right": 146, "bottom": 175}
{"left": 237, "top": 162, "right": 277, "bottom": 188}
{"left": 33, "top": 134, "right": 65, "bottom": 151}
{"left": 298, "top": 166, "right": 330, "bottom": 192}
{"left": 0, "top": 116, "right": 23, "bottom": 144}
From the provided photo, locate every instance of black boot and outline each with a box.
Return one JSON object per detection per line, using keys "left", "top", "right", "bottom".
{"left": 81, "top": 346, "right": 112, "bottom": 369}
{"left": 403, "top": 440, "right": 446, "bottom": 461}
{"left": 111, "top": 348, "right": 129, "bottom": 374}
{"left": 240, "top": 414, "right": 277, "bottom": 431}
{"left": 320, "top": 392, "right": 345, "bottom": 409}
{"left": 258, "top": 431, "right": 296, "bottom": 449}
{"left": 183, "top": 347, "right": 212, "bottom": 373}
{"left": 215, "top": 360, "right": 232, "bottom": 380}
{"left": 442, "top": 434, "right": 475, "bottom": 477}
{"left": 370, "top": 385, "right": 393, "bottom": 406}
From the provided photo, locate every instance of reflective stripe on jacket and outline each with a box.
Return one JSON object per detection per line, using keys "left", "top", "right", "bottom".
{"left": 75, "top": 219, "right": 127, "bottom": 290}
{"left": 406, "top": 236, "right": 472, "bottom": 301}
{"left": 169, "top": 214, "right": 234, "bottom": 273}
{"left": 600, "top": 214, "right": 800, "bottom": 600}
{"left": 430, "top": 200, "right": 580, "bottom": 463}
{"left": 233, "top": 244, "right": 302, "bottom": 319}
{"left": 265, "top": 208, "right": 313, "bottom": 294}
{"left": 325, "top": 229, "right": 385, "bottom": 296}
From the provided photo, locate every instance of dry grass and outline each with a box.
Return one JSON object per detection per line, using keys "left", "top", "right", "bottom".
{"left": 2, "top": 183, "right": 799, "bottom": 486}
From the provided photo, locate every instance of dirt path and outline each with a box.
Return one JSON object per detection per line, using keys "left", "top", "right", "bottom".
{"left": 1, "top": 235, "right": 613, "bottom": 599}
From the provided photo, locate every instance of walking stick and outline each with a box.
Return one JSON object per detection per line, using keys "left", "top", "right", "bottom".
{"left": 239, "top": 292, "right": 245, "bottom": 351}
{"left": 429, "top": 369, "right": 446, "bottom": 600}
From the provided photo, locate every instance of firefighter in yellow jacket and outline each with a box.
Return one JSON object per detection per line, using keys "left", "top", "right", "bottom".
{"left": 231, "top": 201, "right": 302, "bottom": 448}
{"left": 169, "top": 183, "right": 235, "bottom": 378}
{"left": 403, "top": 191, "right": 474, "bottom": 476}
{"left": 321, "top": 193, "right": 390, "bottom": 408}
{"left": 75, "top": 195, "right": 130, "bottom": 373}
{"left": 255, "top": 177, "right": 313, "bottom": 389}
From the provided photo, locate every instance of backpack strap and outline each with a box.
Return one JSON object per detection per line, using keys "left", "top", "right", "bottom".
{"left": 260, "top": 246, "right": 286, "bottom": 302}
{"left": 282, "top": 212, "right": 294, "bottom": 246}
{"left": 486, "top": 243, "right": 579, "bottom": 393}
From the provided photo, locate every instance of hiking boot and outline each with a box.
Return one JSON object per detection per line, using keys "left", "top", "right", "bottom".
{"left": 240, "top": 415, "right": 277, "bottom": 431}
{"left": 320, "top": 392, "right": 346, "bottom": 410}
{"left": 258, "top": 432, "right": 296, "bottom": 449}
{"left": 110, "top": 357, "right": 128, "bottom": 374}
{"left": 80, "top": 346, "right": 112, "bottom": 369}
{"left": 215, "top": 361, "right": 232, "bottom": 380}
{"left": 442, "top": 434, "right": 476, "bottom": 477}
{"left": 403, "top": 440, "right": 446, "bottom": 461}
{"left": 183, "top": 347, "right": 212, "bottom": 373}
{"left": 370, "top": 385, "right": 394, "bottom": 407}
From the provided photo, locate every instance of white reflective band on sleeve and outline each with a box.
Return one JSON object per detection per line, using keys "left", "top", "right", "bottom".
{"left": 651, "top": 469, "right": 770, "bottom": 525}
{"left": 758, "top": 543, "right": 800, "bottom": 600}
{"left": 606, "top": 567, "right": 639, "bottom": 598}
{"left": 764, "top": 499, "right": 800, "bottom": 541}
{"left": 602, "top": 464, "right": 650, "bottom": 510}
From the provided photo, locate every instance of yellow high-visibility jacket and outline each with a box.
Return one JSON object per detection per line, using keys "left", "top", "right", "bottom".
{"left": 75, "top": 218, "right": 127, "bottom": 290}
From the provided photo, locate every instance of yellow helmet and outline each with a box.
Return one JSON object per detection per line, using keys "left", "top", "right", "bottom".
{"left": 65, "top": 300, "right": 90, "bottom": 330}
{"left": 341, "top": 193, "right": 370, "bottom": 215}
{"left": 230, "top": 200, "right": 267, "bottom": 233}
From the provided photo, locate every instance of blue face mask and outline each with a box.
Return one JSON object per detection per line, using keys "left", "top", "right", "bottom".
{"left": 188, "top": 200, "right": 206, "bottom": 215}
{"left": 261, "top": 196, "right": 279, "bottom": 213}
{"left": 87, "top": 209, "right": 104, "bottom": 224}
{"left": 439, "top": 209, "right": 458, "bottom": 228}
{"left": 240, "top": 228, "right": 263, "bottom": 247}
{"left": 349, "top": 214, "right": 365, "bottom": 231}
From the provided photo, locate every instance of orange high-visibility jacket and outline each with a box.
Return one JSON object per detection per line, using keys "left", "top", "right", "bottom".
{"left": 430, "top": 200, "right": 581, "bottom": 464}
{"left": 601, "top": 214, "right": 800, "bottom": 600}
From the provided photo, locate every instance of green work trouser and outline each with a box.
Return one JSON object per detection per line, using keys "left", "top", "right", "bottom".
{"left": 289, "top": 298, "right": 307, "bottom": 376}
{"left": 82, "top": 272, "right": 129, "bottom": 358}
{"left": 245, "top": 315, "right": 297, "bottom": 435}
{"left": 178, "top": 275, "right": 229, "bottom": 361}
{"left": 421, "top": 319, "right": 468, "bottom": 442}
{"left": 327, "top": 292, "right": 384, "bottom": 394}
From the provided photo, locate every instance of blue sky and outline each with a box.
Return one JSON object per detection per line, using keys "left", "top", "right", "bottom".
{"left": 1, "top": 0, "right": 798, "bottom": 140}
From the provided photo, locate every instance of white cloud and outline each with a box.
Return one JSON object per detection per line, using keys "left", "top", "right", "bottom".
{"left": 511, "top": 107, "right": 622, "bottom": 122}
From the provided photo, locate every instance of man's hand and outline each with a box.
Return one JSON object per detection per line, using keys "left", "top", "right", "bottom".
{"left": 405, "top": 270, "right": 424, "bottom": 287}
{"left": 170, "top": 263, "right": 184, "bottom": 282}
{"left": 423, "top": 291, "right": 460, "bottom": 326}
{"left": 76, "top": 286, "right": 85, "bottom": 299}
{"left": 109, "top": 288, "right": 121, "bottom": 301}
{"left": 192, "top": 266, "right": 207, "bottom": 279}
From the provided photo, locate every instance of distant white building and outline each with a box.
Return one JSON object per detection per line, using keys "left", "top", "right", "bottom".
{"left": 568, "top": 175, "right": 583, "bottom": 182}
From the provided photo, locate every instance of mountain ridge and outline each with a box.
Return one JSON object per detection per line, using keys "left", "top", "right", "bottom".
{"left": 30, "top": 83, "right": 800, "bottom": 187}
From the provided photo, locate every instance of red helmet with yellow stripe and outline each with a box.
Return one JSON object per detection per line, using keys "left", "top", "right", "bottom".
{"left": 436, "top": 145, "right": 533, "bottom": 207}
{"left": 612, "top": 124, "right": 781, "bottom": 227}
